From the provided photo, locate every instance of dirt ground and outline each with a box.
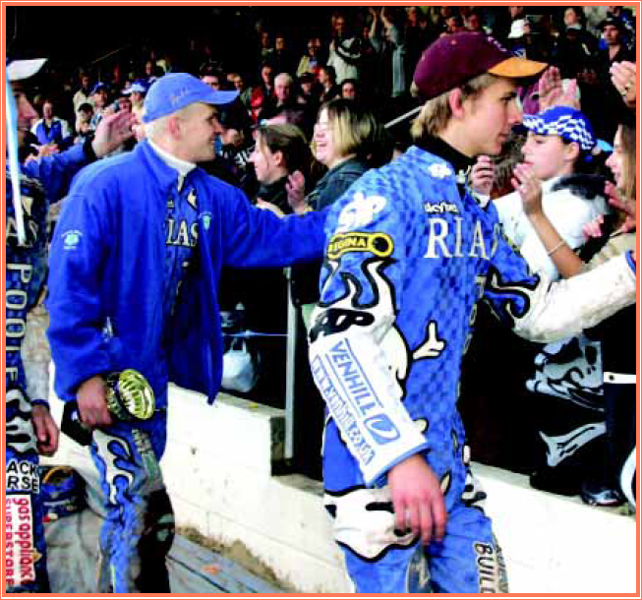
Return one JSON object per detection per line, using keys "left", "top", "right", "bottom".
{"left": 177, "top": 526, "right": 298, "bottom": 592}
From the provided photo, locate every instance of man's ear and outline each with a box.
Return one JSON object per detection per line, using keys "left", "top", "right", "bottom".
{"left": 167, "top": 115, "right": 182, "bottom": 138}
{"left": 448, "top": 88, "right": 466, "bottom": 118}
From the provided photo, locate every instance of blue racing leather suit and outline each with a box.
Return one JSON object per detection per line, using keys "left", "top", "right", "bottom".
{"left": 6, "top": 142, "right": 91, "bottom": 593}
{"left": 46, "top": 140, "right": 326, "bottom": 592}
{"left": 308, "top": 145, "right": 636, "bottom": 593}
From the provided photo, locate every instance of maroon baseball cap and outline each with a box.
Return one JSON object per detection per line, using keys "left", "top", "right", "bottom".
{"left": 413, "top": 32, "right": 547, "bottom": 100}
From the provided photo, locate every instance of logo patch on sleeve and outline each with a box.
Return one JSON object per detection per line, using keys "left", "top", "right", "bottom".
{"left": 327, "top": 232, "right": 393, "bottom": 260}
{"left": 337, "top": 192, "right": 387, "bottom": 232}
{"left": 61, "top": 230, "right": 83, "bottom": 251}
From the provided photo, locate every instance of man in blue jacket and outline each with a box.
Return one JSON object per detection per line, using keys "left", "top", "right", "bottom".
{"left": 5, "top": 58, "right": 134, "bottom": 593}
{"left": 46, "top": 73, "right": 326, "bottom": 593}
{"left": 308, "top": 33, "right": 636, "bottom": 593}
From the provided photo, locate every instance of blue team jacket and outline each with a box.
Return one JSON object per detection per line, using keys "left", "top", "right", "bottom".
{"left": 47, "top": 140, "right": 326, "bottom": 407}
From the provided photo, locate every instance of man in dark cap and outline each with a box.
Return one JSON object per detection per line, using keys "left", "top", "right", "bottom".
{"left": 586, "top": 16, "right": 636, "bottom": 141}
{"left": 307, "top": 32, "right": 636, "bottom": 593}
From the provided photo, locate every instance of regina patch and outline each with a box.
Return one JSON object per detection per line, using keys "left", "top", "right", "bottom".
{"left": 327, "top": 232, "right": 393, "bottom": 260}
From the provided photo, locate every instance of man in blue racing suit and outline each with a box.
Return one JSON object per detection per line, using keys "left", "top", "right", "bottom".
{"left": 5, "top": 58, "right": 135, "bottom": 593}
{"left": 308, "top": 33, "right": 637, "bottom": 593}
{"left": 46, "top": 73, "right": 326, "bottom": 593}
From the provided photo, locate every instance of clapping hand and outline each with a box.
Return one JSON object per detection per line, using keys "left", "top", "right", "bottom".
{"left": 512, "top": 163, "right": 543, "bottom": 217}
{"left": 538, "top": 66, "right": 580, "bottom": 111}
{"left": 610, "top": 61, "right": 636, "bottom": 110}
{"left": 470, "top": 155, "right": 495, "bottom": 196}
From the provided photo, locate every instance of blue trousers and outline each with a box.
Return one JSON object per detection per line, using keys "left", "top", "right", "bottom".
{"left": 324, "top": 421, "right": 508, "bottom": 593}
{"left": 89, "top": 414, "right": 174, "bottom": 592}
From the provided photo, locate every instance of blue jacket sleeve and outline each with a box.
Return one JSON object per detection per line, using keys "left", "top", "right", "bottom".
{"left": 46, "top": 188, "right": 112, "bottom": 400}
{"left": 21, "top": 142, "right": 90, "bottom": 203}
{"left": 219, "top": 186, "right": 327, "bottom": 267}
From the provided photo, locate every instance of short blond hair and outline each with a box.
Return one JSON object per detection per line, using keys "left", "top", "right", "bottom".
{"left": 315, "top": 98, "right": 382, "bottom": 160}
{"left": 411, "top": 73, "right": 499, "bottom": 140}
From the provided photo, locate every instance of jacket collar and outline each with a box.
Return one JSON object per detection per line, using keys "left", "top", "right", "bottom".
{"left": 135, "top": 140, "right": 197, "bottom": 192}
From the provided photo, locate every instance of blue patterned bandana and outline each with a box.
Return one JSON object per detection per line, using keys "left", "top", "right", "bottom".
{"left": 523, "top": 106, "right": 596, "bottom": 152}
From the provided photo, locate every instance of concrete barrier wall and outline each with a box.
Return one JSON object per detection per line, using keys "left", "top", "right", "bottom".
{"left": 46, "top": 384, "right": 637, "bottom": 593}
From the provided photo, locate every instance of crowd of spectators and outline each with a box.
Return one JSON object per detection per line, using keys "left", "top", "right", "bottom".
{"left": 22, "top": 6, "right": 635, "bottom": 149}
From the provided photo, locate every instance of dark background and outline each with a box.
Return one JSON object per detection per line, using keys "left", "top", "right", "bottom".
{"left": 6, "top": 6, "right": 338, "bottom": 72}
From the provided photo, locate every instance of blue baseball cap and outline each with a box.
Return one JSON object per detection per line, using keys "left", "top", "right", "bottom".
{"left": 91, "top": 82, "right": 108, "bottom": 95}
{"left": 523, "top": 106, "right": 596, "bottom": 152}
{"left": 122, "top": 79, "right": 149, "bottom": 95}
{"left": 142, "top": 73, "right": 238, "bottom": 123}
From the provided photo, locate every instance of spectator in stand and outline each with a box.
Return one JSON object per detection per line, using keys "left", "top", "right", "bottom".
{"left": 431, "top": 5, "right": 455, "bottom": 35}
{"left": 599, "top": 17, "right": 635, "bottom": 64}
{"left": 229, "top": 72, "right": 253, "bottom": 110}
{"left": 287, "top": 98, "right": 391, "bottom": 323}
{"left": 143, "top": 59, "right": 155, "bottom": 81}
{"left": 258, "top": 30, "right": 275, "bottom": 64}
{"left": 74, "top": 102, "right": 94, "bottom": 144}
{"left": 340, "top": 78, "right": 359, "bottom": 101}
{"left": 273, "top": 32, "right": 296, "bottom": 76}
{"left": 564, "top": 6, "right": 584, "bottom": 29}
{"left": 89, "top": 82, "right": 109, "bottom": 130}
{"left": 405, "top": 7, "right": 434, "bottom": 83}
{"left": 116, "top": 94, "right": 132, "bottom": 113}
{"left": 220, "top": 123, "right": 313, "bottom": 405}
{"left": 555, "top": 8, "right": 599, "bottom": 81}
{"left": 317, "top": 64, "right": 340, "bottom": 105}
{"left": 297, "top": 36, "right": 324, "bottom": 79}
{"left": 200, "top": 63, "right": 226, "bottom": 91}
{"left": 506, "top": 17, "right": 529, "bottom": 55}
{"left": 260, "top": 73, "right": 312, "bottom": 134}
{"left": 107, "top": 62, "right": 125, "bottom": 95}
{"left": 489, "top": 107, "right": 608, "bottom": 279}
{"left": 605, "top": 5, "right": 636, "bottom": 50}
{"left": 581, "top": 17, "right": 635, "bottom": 142}
{"left": 216, "top": 99, "right": 256, "bottom": 194}
{"left": 298, "top": 72, "right": 321, "bottom": 115}
{"left": 508, "top": 5, "right": 525, "bottom": 21}
{"left": 251, "top": 123, "right": 311, "bottom": 214}
{"left": 31, "top": 98, "right": 72, "bottom": 149}
{"left": 72, "top": 71, "right": 93, "bottom": 113}
{"left": 466, "top": 10, "right": 488, "bottom": 34}
{"left": 445, "top": 14, "right": 467, "bottom": 35}
{"left": 368, "top": 6, "right": 409, "bottom": 114}
{"left": 327, "top": 11, "right": 363, "bottom": 84}
{"left": 250, "top": 62, "right": 275, "bottom": 122}
{"left": 122, "top": 79, "right": 148, "bottom": 124}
